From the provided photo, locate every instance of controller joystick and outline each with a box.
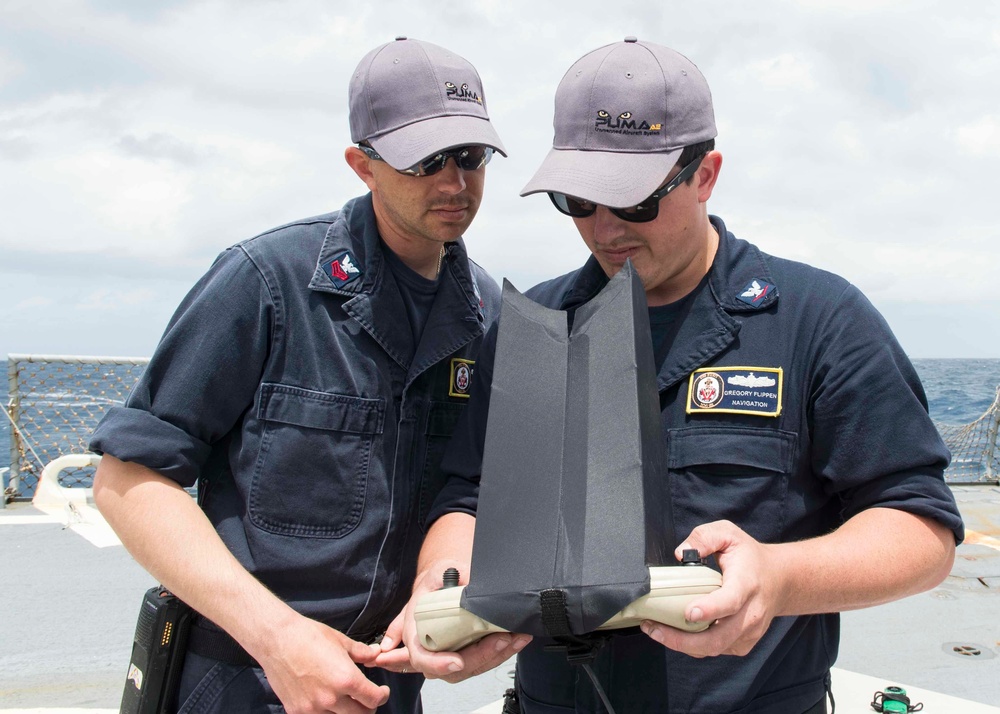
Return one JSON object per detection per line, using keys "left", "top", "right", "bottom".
{"left": 442, "top": 567, "right": 460, "bottom": 588}
{"left": 681, "top": 549, "right": 705, "bottom": 565}
{"left": 414, "top": 564, "right": 722, "bottom": 652}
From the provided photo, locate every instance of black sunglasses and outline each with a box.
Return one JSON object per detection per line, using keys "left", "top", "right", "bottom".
{"left": 548, "top": 154, "right": 705, "bottom": 223}
{"left": 359, "top": 144, "right": 494, "bottom": 177}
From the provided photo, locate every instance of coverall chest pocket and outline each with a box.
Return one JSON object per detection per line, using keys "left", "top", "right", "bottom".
{"left": 667, "top": 426, "right": 797, "bottom": 544}
{"left": 417, "top": 401, "right": 466, "bottom": 532}
{"left": 251, "top": 383, "right": 384, "bottom": 538}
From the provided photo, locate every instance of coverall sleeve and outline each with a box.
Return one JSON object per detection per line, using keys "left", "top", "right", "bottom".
{"left": 808, "top": 283, "right": 964, "bottom": 543}
{"left": 90, "top": 246, "right": 273, "bottom": 487}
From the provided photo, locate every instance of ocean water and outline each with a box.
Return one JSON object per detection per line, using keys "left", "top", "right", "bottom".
{"left": 911, "top": 358, "right": 1000, "bottom": 425}
{"left": 2, "top": 360, "right": 144, "bottom": 483}
{"left": 2, "top": 358, "right": 999, "bottom": 489}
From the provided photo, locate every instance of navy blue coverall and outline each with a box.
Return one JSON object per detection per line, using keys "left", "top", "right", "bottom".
{"left": 432, "top": 216, "right": 964, "bottom": 714}
{"left": 90, "top": 194, "right": 500, "bottom": 713}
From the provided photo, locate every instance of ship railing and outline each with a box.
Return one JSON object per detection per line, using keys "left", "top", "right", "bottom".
{"left": 4, "top": 354, "right": 148, "bottom": 506}
{"left": 935, "top": 385, "right": 1000, "bottom": 484}
{"left": 3, "top": 356, "right": 999, "bottom": 507}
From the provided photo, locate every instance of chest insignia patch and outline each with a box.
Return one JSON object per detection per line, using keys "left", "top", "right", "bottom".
{"left": 449, "top": 358, "right": 475, "bottom": 398}
{"left": 326, "top": 250, "right": 363, "bottom": 287}
{"left": 736, "top": 279, "right": 777, "bottom": 308}
{"left": 686, "top": 366, "right": 783, "bottom": 417}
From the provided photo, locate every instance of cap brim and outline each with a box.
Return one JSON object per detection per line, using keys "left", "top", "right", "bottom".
{"left": 519, "top": 147, "right": 682, "bottom": 208}
{"left": 369, "top": 115, "right": 507, "bottom": 170}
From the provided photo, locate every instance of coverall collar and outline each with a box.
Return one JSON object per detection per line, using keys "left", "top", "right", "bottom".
{"left": 556, "top": 216, "right": 779, "bottom": 391}
{"left": 308, "top": 194, "right": 486, "bottom": 382}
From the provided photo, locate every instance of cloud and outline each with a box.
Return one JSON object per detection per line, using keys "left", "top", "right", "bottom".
{"left": 0, "top": 135, "right": 35, "bottom": 160}
{"left": 954, "top": 115, "right": 1000, "bottom": 157}
{"left": 0, "top": 0, "right": 998, "bottom": 359}
{"left": 117, "top": 132, "right": 212, "bottom": 166}
{"left": 78, "top": 287, "right": 157, "bottom": 311}
{"left": 0, "top": 48, "right": 24, "bottom": 88}
{"left": 742, "top": 54, "right": 818, "bottom": 92}
{"left": 12, "top": 296, "right": 55, "bottom": 310}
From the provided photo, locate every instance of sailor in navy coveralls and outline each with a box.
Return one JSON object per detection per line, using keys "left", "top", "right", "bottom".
{"left": 398, "top": 39, "right": 964, "bottom": 714}
{"left": 90, "top": 38, "right": 519, "bottom": 714}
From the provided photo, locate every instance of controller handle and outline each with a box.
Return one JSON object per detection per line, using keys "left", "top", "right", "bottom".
{"left": 414, "top": 562, "right": 722, "bottom": 652}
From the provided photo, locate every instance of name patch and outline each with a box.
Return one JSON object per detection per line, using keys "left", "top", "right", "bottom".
{"left": 686, "top": 367, "right": 783, "bottom": 417}
{"left": 449, "top": 358, "right": 474, "bottom": 398}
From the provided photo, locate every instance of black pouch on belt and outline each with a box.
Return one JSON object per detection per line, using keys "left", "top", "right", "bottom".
{"left": 119, "top": 586, "right": 193, "bottom": 714}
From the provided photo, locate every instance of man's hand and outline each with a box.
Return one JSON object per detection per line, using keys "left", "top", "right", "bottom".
{"left": 640, "top": 520, "right": 783, "bottom": 658}
{"left": 93, "top": 456, "right": 388, "bottom": 713}
{"left": 640, "top": 509, "right": 955, "bottom": 658}
{"left": 373, "top": 559, "right": 531, "bottom": 683}
{"left": 255, "top": 614, "right": 389, "bottom": 714}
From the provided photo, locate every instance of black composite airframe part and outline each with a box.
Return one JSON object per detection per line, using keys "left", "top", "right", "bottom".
{"left": 462, "top": 261, "right": 676, "bottom": 637}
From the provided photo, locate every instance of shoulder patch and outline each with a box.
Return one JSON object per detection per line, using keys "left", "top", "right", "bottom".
{"left": 326, "top": 250, "right": 362, "bottom": 287}
{"left": 736, "top": 279, "right": 777, "bottom": 308}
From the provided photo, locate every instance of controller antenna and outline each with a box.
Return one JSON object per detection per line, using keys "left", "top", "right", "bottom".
{"left": 442, "top": 567, "right": 460, "bottom": 588}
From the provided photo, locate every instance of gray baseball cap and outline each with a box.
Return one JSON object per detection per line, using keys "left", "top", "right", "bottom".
{"left": 349, "top": 37, "right": 507, "bottom": 170}
{"left": 521, "top": 37, "right": 716, "bottom": 208}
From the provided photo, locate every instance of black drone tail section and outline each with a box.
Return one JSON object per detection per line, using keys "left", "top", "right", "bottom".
{"left": 463, "top": 261, "right": 675, "bottom": 637}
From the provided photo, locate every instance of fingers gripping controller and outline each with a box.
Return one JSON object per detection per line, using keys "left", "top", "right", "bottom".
{"left": 415, "top": 567, "right": 507, "bottom": 652}
{"left": 414, "top": 557, "right": 723, "bottom": 653}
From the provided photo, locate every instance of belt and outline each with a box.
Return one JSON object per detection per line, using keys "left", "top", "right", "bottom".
{"left": 187, "top": 622, "right": 258, "bottom": 667}
{"left": 186, "top": 622, "right": 384, "bottom": 668}
{"left": 803, "top": 695, "right": 828, "bottom": 714}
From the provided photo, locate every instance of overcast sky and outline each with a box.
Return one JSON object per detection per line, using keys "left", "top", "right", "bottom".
{"left": 2, "top": 0, "right": 998, "bottom": 361}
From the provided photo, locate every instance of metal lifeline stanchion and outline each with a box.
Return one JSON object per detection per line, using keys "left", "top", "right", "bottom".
{"left": 984, "top": 387, "right": 999, "bottom": 482}
{"left": 5, "top": 355, "right": 21, "bottom": 507}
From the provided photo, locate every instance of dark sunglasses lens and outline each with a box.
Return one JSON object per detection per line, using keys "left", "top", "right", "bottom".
{"left": 612, "top": 199, "right": 659, "bottom": 223}
{"left": 549, "top": 192, "right": 596, "bottom": 218}
{"left": 456, "top": 146, "right": 492, "bottom": 170}
{"left": 413, "top": 146, "right": 493, "bottom": 176}
{"left": 415, "top": 154, "right": 448, "bottom": 176}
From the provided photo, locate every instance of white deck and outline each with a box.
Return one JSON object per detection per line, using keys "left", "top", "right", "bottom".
{"left": 2, "top": 485, "right": 998, "bottom": 712}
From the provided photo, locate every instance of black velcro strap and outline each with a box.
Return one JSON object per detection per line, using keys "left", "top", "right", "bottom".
{"left": 187, "top": 622, "right": 258, "bottom": 668}
{"left": 539, "top": 589, "right": 609, "bottom": 665}
{"left": 540, "top": 589, "right": 575, "bottom": 638}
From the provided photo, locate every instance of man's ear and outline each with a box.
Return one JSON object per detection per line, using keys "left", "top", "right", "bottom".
{"left": 696, "top": 150, "right": 723, "bottom": 204}
{"left": 345, "top": 146, "right": 377, "bottom": 191}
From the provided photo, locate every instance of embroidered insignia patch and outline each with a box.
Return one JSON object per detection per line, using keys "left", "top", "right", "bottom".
{"left": 737, "top": 279, "right": 776, "bottom": 308}
{"left": 686, "top": 366, "right": 783, "bottom": 417}
{"left": 326, "top": 250, "right": 362, "bottom": 287}
{"left": 449, "top": 358, "right": 474, "bottom": 398}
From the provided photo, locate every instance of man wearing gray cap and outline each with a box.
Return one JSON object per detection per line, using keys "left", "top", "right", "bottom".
{"left": 404, "top": 38, "right": 962, "bottom": 713}
{"left": 90, "top": 37, "right": 516, "bottom": 713}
